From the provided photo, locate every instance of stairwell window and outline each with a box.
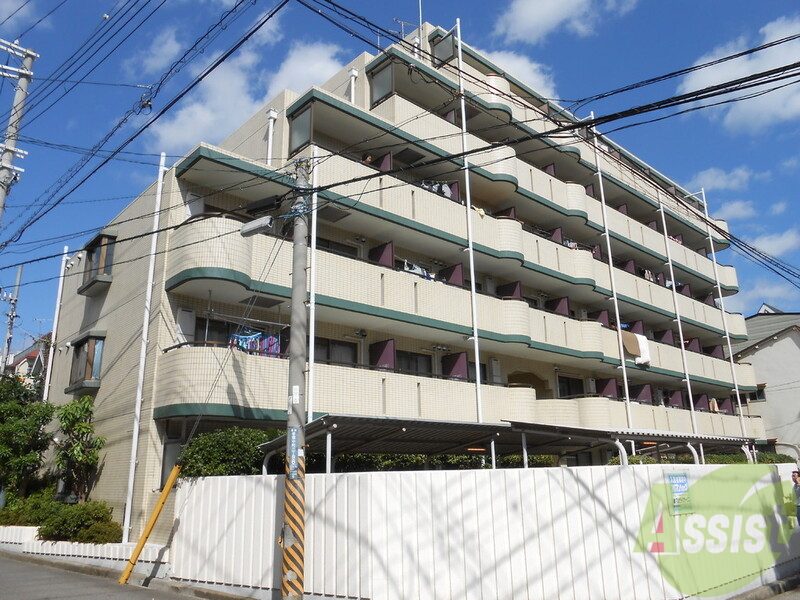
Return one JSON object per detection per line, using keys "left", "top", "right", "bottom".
{"left": 78, "top": 232, "right": 116, "bottom": 296}
{"left": 66, "top": 333, "right": 105, "bottom": 394}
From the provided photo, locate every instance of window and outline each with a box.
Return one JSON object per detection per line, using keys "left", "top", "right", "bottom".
{"left": 289, "top": 106, "right": 312, "bottom": 155}
{"left": 397, "top": 350, "right": 432, "bottom": 375}
{"left": 468, "top": 361, "right": 487, "bottom": 383}
{"left": 317, "top": 237, "right": 358, "bottom": 257}
{"left": 68, "top": 334, "right": 105, "bottom": 390}
{"left": 314, "top": 337, "right": 357, "bottom": 365}
{"left": 558, "top": 375, "right": 584, "bottom": 398}
{"left": 370, "top": 65, "right": 393, "bottom": 106}
{"left": 194, "top": 317, "right": 235, "bottom": 344}
{"left": 78, "top": 233, "right": 116, "bottom": 296}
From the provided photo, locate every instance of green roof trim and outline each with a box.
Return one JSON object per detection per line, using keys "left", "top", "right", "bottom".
{"left": 153, "top": 403, "right": 326, "bottom": 422}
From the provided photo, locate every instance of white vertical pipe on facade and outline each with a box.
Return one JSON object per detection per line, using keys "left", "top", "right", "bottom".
{"left": 266, "top": 108, "right": 277, "bottom": 167}
{"left": 521, "top": 433, "right": 529, "bottom": 468}
{"left": 657, "top": 190, "right": 699, "bottom": 441}
{"left": 325, "top": 431, "right": 332, "bottom": 474}
{"left": 122, "top": 152, "right": 167, "bottom": 543}
{"left": 42, "top": 246, "right": 68, "bottom": 403}
{"left": 591, "top": 124, "right": 633, "bottom": 430}
{"left": 307, "top": 147, "right": 319, "bottom": 424}
{"left": 348, "top": 69, "right": 358, "bottom": 104}
{"left": 700, "top": 189, "right": 748, "bottom": 438}
{"left": 455, "top": 19, "right": 483, "bottom": 423}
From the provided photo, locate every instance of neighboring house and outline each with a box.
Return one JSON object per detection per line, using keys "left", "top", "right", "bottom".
{"left": 45, "top": 24, "right": 761, "bottom": 541}
{"left": 6, "top": 333, "right": 50, "bottom": 384}
{"left": 731, "top": 305, "right": 800, "bottom": 453}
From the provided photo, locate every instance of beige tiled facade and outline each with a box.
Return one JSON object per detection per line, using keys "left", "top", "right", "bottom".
{"left": 47, "top": 24, "right": 761, "bottom": 541}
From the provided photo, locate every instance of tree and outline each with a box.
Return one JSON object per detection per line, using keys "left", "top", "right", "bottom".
{"left": 178, "top": 427, "right": 280, "bottom": 477}
{"left": 0, "top": 375, "right": 54, "bottom": 497}
{"left": 54, "top": 395, "right": 106, "bottom": 502}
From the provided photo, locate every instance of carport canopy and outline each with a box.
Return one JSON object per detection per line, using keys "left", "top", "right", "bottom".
{"left": 257, "top": 414, "right": 757, "bottom": 471}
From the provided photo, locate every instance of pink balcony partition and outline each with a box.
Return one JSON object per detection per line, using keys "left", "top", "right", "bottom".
{"left": 584, "top": 183, "right": 595, "bottom": 198}
{"left": 685, "top": 338, "right": 701, "bottom": 353}
{"left": 704, "top": 345, "right": 724, "bottom": 359}
{"left": 589, "top": 309, "right": 610, "bottom": 327}
{"left": 702, "top": 293, "right": 716, "bottom": 306}
{"left": 655, "top": 329, "right": 675, "bottom": 345}
{"left": 548, "top": 227, "right": 563, "bottom": 244}
{"left": 628, "top": 320, "right": 644, "bottom": 335}
{"left": 621, "top": 259, "right": 636, "bottom": 273}
{"left": 377, "top": 153, "right": 392, "bottom": 172}
{"left": 646, "top": 220, "right": 658, "bottom": 231}
{"left": 496, "top": 281, "right": 522, "bottom": 299}
{"left": 544, "top": 163, "right": 556, "bottom": 176}
{"left": 667, "top": 390, "right": 684, "bottom": 408}
{"left": 655, "top": 272, "right": 666, "bottom": 286}
{"left": 591, "top": 245, "right": 603, "bottom": 261}
{"left": 616, "top": 203, "right": 628, "bottom": 215}
{"left": 449, "top": 181, "right": 460, "bottom": 203}
{"left": 693, "top": 393, "right": 710, "bottom": 411}
{"left": 545, "top": 297, "right": 570, "bottom": 316}
{"left": 369, "top": 339, "right": 395, "bottom": 370}
{"left": 438, "top": 263, "right": 464, "bottom": 287}
{"left": 678, "top": 283, "right": 692, "bottom": 297}
{"left": 442, "top": 352, "right": 468, "bottom": 380}
{"left": 631, "top": 383, "right": 653, "bottom": 404}
{"left": 595, "top": 378, "right": 619, "bottom": 398}
{"left": 368, "top": 241, "right": 394, "bottom": 267}
{"left": 721, "top": 396, "right": 735, "bottom": 414}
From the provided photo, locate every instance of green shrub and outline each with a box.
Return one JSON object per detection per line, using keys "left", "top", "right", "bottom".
{"left": 607, "top": 455, "right": 659, "bottom": 465}
{"left": 0, "top": 486, "right": 59, "bottom": 526}
{"left": 179, "top": 427, "right": 281, "bottom": 477}
{"left": 37, "top": 501, "right": 117, "bottom": 542}
{"left": 75, "top": 519, "right": 122, "bottom": 544}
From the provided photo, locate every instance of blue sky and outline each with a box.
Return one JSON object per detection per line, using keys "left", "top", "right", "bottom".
{"left": 0, "top": 0, "right": 798, "bottom": 352}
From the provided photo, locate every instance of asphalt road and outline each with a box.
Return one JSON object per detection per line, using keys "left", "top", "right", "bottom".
{"left": 0, "top": 552, "right": 229, "bottom": 600}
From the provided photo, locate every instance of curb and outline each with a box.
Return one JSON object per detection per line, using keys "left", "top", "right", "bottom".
{"left": 729, "top": 574, "right": 800, "bottom": 600}
{"left": 0, "top": 548, "right": 250, "bottom": 600}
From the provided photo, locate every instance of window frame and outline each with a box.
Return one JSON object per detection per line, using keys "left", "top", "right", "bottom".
{"left": 66, "top": 332, "right": 106, "bottom": 393}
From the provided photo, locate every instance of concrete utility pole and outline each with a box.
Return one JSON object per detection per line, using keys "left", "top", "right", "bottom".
{"left": 1, "top": 265, "right": 22, "bottom": 371}
{"left": 280, "top": 159, "right": 310, "bottom": 600}
{"left": 0, "top": 40, "right": 37, "bottom": 222}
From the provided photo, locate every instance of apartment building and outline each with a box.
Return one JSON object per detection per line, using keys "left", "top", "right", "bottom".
{"left": 46, "top": 23, "right": 763, "bottom": 539}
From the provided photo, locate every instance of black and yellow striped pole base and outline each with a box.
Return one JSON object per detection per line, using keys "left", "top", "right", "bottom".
{"left": 280, "top": 455, "right": 305, "bottom": 599}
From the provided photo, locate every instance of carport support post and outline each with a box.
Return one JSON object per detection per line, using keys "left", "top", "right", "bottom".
{"left": 279, "top": 159, "right": 310, "bottom": 600}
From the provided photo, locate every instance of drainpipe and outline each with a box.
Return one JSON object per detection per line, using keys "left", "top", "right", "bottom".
{"left": 591, "top": 125, "right": 633, "bottom": 432}
{"left": 42, "top": 247, "right": 69, "bottom": 403}
{"left": 266, "top": 108, "right": 278, "bottom": 167}
{"left": 348, "top": 69, "right": 358, "bottom": 104}
{"left": 657, "top": 190, "right": 700, "bottom": 457}
{"left": 455, "top": 19, "right": 483, "bottom": 424}
{"left": 307, "top": 146, "right": 318, "bottom": 424}
{"left": 699, "top": 189, "right": 747, "bottom": 439}
{"left": 122, "top": 152, "right": 167, "bottom": 544}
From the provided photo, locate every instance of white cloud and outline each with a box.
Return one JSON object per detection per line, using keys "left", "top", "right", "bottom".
{"left": 713, "top": 200, "right": 757, "bottom": 221}
{"left": 678, "top": 16, "right": 800, "bottom": 133}
{"left": 494, "top": 0, "right": 593, "bottom": 44}
{"left": 0, "top": 0, "right": 39, "bottom": 34}
{"left": 145, "top": 37, "right": 344, "bottom": 155}
{"left": 723, "top": 278, "right": 800, "bottom": 315}
{"left": 480, "top": 50, "right": 558, "bottom": 99}
{"left": 493, "top": 0, "right": 638, "bottom": 45}
{"left": 771, "top": 201, "right": 788, "bottom": 215}
{"left": 123, "top": 27, "right": 183, "bottom": 78}
{"left": 263, "top": 41, "right": 344, "bottom": 101}
{"left": 686, "top": 166, "right": 753, "bottom": 192}
{"left": 747, "top": 228, "right": 800, "bottom": 257}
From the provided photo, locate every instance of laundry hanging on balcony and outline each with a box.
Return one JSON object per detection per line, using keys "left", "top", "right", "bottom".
{"left": 229, "top": 329, "right": 281, "bottom": 356}
{"left": 620, "top": 330, "right": 651, "bottom": 365}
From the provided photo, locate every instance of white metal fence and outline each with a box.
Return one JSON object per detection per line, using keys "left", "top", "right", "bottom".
{"left": 171, "top": 463, "right": 800, "bottom": 600}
